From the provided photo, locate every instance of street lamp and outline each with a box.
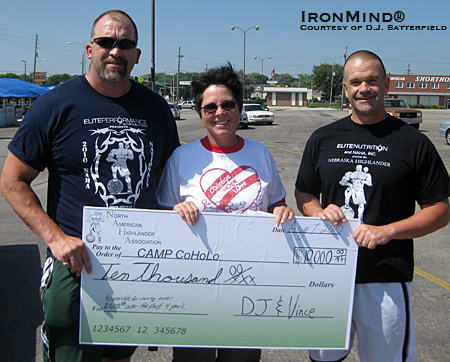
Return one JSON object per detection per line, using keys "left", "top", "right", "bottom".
{"left": 254, "top": 56, "right": 271, "bottom": 94}
{"left": 164, "top": 66, "right": 176, "bottom": 102}
{"left": 231, "top": 25, "right": 259, "bottom": 99}
{"left": 68, "top": 41, "right": 86, "bottom": 74}
{"left": 21, "top": 60, "right": 26, "bottom": 81}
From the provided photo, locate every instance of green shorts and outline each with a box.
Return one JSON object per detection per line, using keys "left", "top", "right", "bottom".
{"left": 40, "top": 256, "right": 136, "bottom": 362}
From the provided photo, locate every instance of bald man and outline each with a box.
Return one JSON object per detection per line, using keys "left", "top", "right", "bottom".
{"left": 295, "top": 50, "right": 449, "bottom": 361}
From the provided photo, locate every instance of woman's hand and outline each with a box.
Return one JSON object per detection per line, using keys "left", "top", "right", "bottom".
{"left": 174, "top": 201, "right": 200, "bottom": 226}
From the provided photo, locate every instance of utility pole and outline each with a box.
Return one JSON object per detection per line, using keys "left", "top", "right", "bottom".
{"left": 21, "top": 60, "right": 26, "bottom": 81}
{"left": 176, "top": 47, "right": 183, "bottom": 104}
{"left": 340, "top": 46, "right": 347, "bottom": 111}
{"left": 163, "top": 71, "right": 166, "bottom": 98}
{"left": 330, "top": 62, "right": 335, "bottom": 105}
{"left": 151, "top": 0, "right": 155, "bottom": 91}
{"left": 32, "top": 35, "right": 38, "bottom": 83}
{"left": 405, "top": 64, "right": 412, "bottom": 75}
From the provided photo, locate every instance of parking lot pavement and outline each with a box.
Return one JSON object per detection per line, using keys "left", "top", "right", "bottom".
{"left": 1, "top": 108, "right": 449, "bottom": 361}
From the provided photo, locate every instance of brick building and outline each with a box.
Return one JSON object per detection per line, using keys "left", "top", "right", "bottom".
{"left": 387, "top": 74, "right": 450, "bottom": 108}
{"left": 264, "top": 87, "right": 308, "bottom": 107}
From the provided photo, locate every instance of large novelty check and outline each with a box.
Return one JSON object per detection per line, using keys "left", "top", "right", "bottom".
{"left": 80, "top": 206, "right": 360, "bottom": 349}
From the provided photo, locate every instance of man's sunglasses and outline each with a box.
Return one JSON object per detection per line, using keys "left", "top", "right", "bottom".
{"left": 201, "top": 101, "right": 237, "bottom": 113}
{"left": 92, "top": 37, "right": 137, "bottom": 50}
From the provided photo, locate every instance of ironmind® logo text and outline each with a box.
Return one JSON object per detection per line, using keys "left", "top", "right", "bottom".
{"left": 301, "top": 11, "right": 405, "bottom": 23}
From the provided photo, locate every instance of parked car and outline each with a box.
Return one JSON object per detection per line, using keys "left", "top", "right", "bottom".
{"left": 239, "top": 109, "right": 249, "bottom": 129}
{"left": 384, "top": 98, "right": 422, "bottom": 129}
{"left": 244, "top": 100, "right": 269, "bottom": 110}
{"left": 178, "top": 100, "right": 196, "bottom": 110}
{"left": 167, "top": 102, "right": 180, "bottom": 120}
{"left": 439, "top": 118, "right": 450, "bottom": 145}
{"left": 243, "top": 103, "right": 275, "bottom": 125}
{"left": 347, "top": 98, "right": 423, "bottom": 129}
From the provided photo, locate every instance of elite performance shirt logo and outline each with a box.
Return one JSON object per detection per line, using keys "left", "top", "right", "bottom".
{"left": 300, "top": 10, "right": 446, "bottom": 31}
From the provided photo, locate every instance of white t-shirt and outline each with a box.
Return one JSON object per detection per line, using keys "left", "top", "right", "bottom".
{"left": 156, "top": 136, "right": 286, "bottom": 214}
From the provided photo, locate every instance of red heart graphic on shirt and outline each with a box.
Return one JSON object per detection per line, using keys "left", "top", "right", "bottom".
{"left": 200, "top": 166, "right": 262, "bottom": 213}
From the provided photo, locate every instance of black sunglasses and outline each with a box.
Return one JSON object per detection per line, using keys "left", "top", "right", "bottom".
{"left": 92, "top": 37, "right": 137, "bottom": 50}
{"left": 201, "top": 101, "right": 237, "bottom": 113}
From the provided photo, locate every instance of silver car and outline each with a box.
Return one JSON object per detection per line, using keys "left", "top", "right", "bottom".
{"left": 438, "top": 118, "right": 450, "bottom": 145}
{"left": 178, "top": 100, "right": 196, "bottom": 110}
{"left": 168, "top": 102, "right": 181, "bottom": 120}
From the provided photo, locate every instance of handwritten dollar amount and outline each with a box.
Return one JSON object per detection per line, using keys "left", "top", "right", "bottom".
{"left": 293, "top": 247, "right": 347, "bottom": 265}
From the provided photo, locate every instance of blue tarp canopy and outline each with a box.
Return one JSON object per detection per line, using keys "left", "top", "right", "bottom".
{"left": 0, "top": 78, "right": 53, "bottom": 98}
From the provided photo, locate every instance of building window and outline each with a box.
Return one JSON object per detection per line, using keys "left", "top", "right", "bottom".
{"left": 406, "top": 82, "right": 414, "bottom": 88}
{"left": 431, "top": 83, "right": 439, "bottom": 89}
{"left": 447, "top": 83, "right": 450, "bottom": 89}
{"left": 418, "top": 82, "right": 427, "bottom": 89}
{"left": 395, "top": 82, "right": 403, "bottom": 88}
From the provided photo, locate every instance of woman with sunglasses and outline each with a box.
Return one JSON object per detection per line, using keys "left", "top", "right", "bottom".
{"left": 157, "top": 63, "right": 294, "bottom": 362}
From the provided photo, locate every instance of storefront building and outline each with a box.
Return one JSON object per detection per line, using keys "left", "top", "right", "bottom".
{"left": 264, "top": 87, "right": 308, "bottom": 107}
{"left": 387, "top": 74, "right": 450, "bottom": 108}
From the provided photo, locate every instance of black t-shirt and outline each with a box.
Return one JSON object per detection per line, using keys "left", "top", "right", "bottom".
{"left": 296, "top": 115, "right": 450, "bottom": 283}
{"left": 9, "top": 76, "right": 180, "bottom": 240}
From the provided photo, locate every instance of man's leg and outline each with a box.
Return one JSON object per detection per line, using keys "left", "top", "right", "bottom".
{"left": 309, "top": 282, "right": 418, "bottom": 362}
{"left": 353, "top": 283, "right": 417, "bottom": 362}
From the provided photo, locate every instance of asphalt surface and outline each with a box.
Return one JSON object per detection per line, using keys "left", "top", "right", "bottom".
{"left": 1, "top": 107, "right": 449, "bottom": 361}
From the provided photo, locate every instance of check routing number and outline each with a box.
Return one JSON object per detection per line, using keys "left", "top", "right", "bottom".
{"left": 80, "top": 207, "right": 360, "bottom": 349}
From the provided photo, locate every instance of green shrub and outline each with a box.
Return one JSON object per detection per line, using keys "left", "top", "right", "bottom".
{"left": 409, "top": 104, "right": 440, "bottom": 109}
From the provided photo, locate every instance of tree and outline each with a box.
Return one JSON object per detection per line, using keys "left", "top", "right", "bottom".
{"left": 0, "top": 73, "right": 33, "bottom": 82}
{"left": 0, "top": 72, "right": 78, "bottom": 85}
{"left": 47, "top": 73, "right": 76, "bottom": 86}
{"left": 246, "top": 72, "right": 268, "bottom": 89}
{"left": 312, "top": 63, "right": 344, "bottom": 101}
{"left": 0, "top": 73, "right": 21, "bottom": 79}
{"left": 276, "top": 73, "right": 299, "bottom": 87}
{"left": 298, "top": 73, "right": 314, "bottom": 88}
